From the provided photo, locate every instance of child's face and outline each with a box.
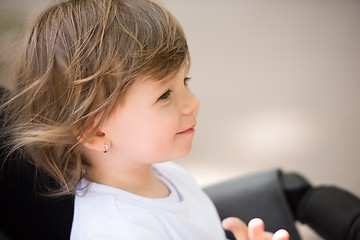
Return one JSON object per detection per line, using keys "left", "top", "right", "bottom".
{"left": 102, "top": 67, "right": 199, "bottom": 165}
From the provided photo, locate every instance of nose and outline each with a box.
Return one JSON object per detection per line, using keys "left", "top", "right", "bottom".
{"left": 182, "top": 91, "right": 200, "bottom": 116}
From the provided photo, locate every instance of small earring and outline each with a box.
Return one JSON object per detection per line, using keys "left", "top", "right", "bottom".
{"left": 104, "top": 143, "right": 109, "bottom": 153}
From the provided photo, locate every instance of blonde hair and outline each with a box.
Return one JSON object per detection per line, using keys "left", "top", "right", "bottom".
{"left": 3, "top": 0, "right": 189, "bottom": 196}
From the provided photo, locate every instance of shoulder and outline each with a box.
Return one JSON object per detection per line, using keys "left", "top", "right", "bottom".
{"left": 87, "top": 211, "right": 169, "bottom": 240}
{"left": 71, "top": 182, "right": 145, "bottom": 239}
{"left": 72, "top": 195, "right": 170, "bottom": 240}
{"left": 71, "top": 180, "right": 177, "bottom": 239}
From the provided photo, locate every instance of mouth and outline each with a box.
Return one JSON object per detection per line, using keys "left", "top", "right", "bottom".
{"left": 177, "top": 124, "right": 196, "bottom": 134}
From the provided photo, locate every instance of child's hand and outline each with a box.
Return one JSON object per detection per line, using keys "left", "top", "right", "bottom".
{"left": 222, "top": 217, "right": 289, "bottom": 240}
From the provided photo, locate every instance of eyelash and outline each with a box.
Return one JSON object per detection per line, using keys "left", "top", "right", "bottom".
{"left": 158, "top": 89, "right": 173, "bottom": 100}
{"left": 157, "top": 77, "right": 191, "bottom": 101}
{"left": 184, "top": 77, "right": 191, "bottom": 86}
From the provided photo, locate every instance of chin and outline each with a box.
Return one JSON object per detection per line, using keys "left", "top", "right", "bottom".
{"left": 154, "top": 142, "right": 194, "bottom": 162}
{"left": 174, "top": 145, "right": 193, "bottom": 159}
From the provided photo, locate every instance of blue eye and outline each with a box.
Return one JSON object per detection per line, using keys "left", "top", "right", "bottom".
{"left": 158, "top": 89, "right": 172, "bottom": 100}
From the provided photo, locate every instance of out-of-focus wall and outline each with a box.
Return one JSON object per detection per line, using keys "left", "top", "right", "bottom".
{"left": 163, "top": 0, "right": 360, "bottom": 193}
{"left": 1, "top": 0, "right": 359, "bottom": 239}
{"left": 164, "top": 1, "right": 360, "bottom": 238}
{"left": 0, "top": 0, "right": 51, "bottom": 88}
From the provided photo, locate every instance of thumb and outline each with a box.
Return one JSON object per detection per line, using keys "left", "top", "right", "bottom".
{"left": 222, "top": 217, "right": 248, "bottom": 240}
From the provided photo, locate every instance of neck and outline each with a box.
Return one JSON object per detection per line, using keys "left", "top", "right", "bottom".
{"left": 84, "top": 151, "right": 170, "bottom": 198}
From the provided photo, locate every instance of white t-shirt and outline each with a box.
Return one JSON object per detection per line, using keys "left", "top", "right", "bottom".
{"left": 70, "top": 162, "right": 227, "bottom": 240}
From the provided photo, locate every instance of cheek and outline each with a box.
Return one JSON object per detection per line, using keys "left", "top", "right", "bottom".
{"left": 142, "top": 111, "right": 179, "bottom": 145}
{"left": 117, "top": 109, "right": 180, "bottom": 158}
{"left": 146, "top": 111, "right": 183, "bottom": 158}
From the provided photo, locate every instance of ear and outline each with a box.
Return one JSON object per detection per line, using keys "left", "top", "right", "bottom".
{"left": 77, "top": 116, "right": 110, "bottom": 152}
{"left": 79, "top": 130, "right": 109, "bottom": 152}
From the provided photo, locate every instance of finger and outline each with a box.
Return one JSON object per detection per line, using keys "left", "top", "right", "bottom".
{"left": 263, "top": 232, "right": 275, "bottom": 239}
{"left": 272, "top": 229, "right": 289, "bottom": 240}
{"left": 222, "top": 217, "right": 248, "bottom": 240}
{"left": 248, "top": 218, "right": 265, "bottom": 239}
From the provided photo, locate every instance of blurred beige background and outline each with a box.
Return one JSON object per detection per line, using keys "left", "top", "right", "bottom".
{"left": 1, "top": 0, "right": 359, "bottom": 239}
{"left": 165, "top": 1, "right": 360, "bottom": 239}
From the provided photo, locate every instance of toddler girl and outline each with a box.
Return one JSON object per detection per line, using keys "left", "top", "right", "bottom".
{"left": 3, "top": 0, "right": 289, "bottom": 239}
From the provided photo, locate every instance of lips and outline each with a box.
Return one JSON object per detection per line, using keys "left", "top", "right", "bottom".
{"left": 177, "top": 124, "right": 196, "bottom": 134}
